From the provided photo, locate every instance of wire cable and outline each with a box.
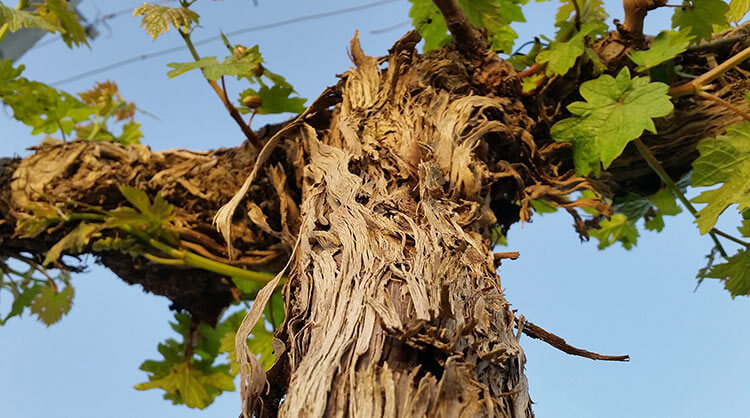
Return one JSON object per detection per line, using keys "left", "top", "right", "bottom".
{"left": 51, "top": 0, "right": 400, "bottom": 86}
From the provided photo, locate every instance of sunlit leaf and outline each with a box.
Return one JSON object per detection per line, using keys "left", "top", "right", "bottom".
{"left": 30, "top": 283, "right": 74, "bottom": 326}
{"left": 589, "top": 214, "right": 639, "bottom": 250}
{"left": 691, "top": 121, "right": 750, "bottom": 234}
{"left": 629, "top": 29, "right": 693, "bottom": 72}
{"left": 133, "top": 3, "right": 199, "bottom": 40}
{"left": 0, "top": 3, "right": 62, "bottom": 33}
{"left": 550, "top": 68, "right": 674, "bottom": 176}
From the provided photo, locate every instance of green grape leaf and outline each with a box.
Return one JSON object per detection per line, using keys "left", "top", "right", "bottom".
{"left": 238, "top": 85, "right": 306, "bottom": 115}
{"left": 536, "top": 22, "right": 606, "bottom": 76}
{"left": 705, "top": 249, "right": 750, "bottom": 297}
{"left": 644, "top": 187, "right": 682, "bottom": 232}
{"left": 4, "top": 284, "right": 42, "bottom": 323}
{"left": 550, "top": 68, "right": 674, "bottom": 176}
{"left": 0, "top": 3, "right": 62, "bottom": 33}
{"left": 135, "top": 363, "right": 234, "bottom": 409}
{"left": 691, "top": 121, "right": 750, "bottom": 234}
{"left": 589, "top": 214, "right": 639, "bottom": 250}
{"left": 115, "top": 121, "right": 144, "bottom": 145}
{"left": 0, "top": 61, "right": 96, "bottom": 137}
{"left": 554, "top": 0, "right": 608, "bottom": 40}
{"left": 408, "top": 0, "right": 526, "bottom": 53}
{"left": 629, "top": 29, "right": 693, "bottom": 72}
{"left": 30, "top": 284, "right": 74, "bottom": 326}
{"left": 555, "top": 0, "right": 608, "bottom": 28}
{"left": 457, "top": 0, "right": 525, "bottom": 53}
{"left": 738, "top": 219, "right": 750, "bottom": 237}
{"left": 16, "top": 202, "right": 63, "bottom": 238}
{"left": 530, "top": 199, "right": 558, "bottom": 214}
{"left": 167, "top": 49, "right": 263, "bottom": 81}
{"left": 41, "top": 0, "right": 89, "bottom": 47}
{"left": 672, "top": 0, "right": 729, "bottom": 43}
{"left": 44, "top": 222, "right": 101, "bottom": 265}
{"left": 132, "top": 3, "right": 199, "bottom": 40}
{"left": 0, "top": 58, "right": 23, "bottom": 81}
{"left": 614, "top": 192, "right": 652, "bottom": 220}
{"left": 729, "top": 0, "right": 750, "bottom": 21}
{"left": 408, "top": 0, "right": 451, "bottom": 51}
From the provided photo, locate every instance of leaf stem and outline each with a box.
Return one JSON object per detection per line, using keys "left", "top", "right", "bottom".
{"left": 695, "top": 90, "right": 750, "bottom": 121}
{"left": 124, "top": 226, "right": 278, "bottom": 285}
{"left": 669, "top": 45, "right": 750, "bottom": 96}
{"left": 0, "top": 0, "right": 29, "bottom": 44}
{"left": 632, "top": 139, "right": 746, "bottom": 255}
{"left": 178, "top": 29, "right": 262, "bottom": 149}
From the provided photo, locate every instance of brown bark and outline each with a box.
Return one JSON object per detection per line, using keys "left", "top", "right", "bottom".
{"left": 1, "top": 24, "right": 749, "bottom": 418}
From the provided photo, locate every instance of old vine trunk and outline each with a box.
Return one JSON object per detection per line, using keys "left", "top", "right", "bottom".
{"left": 2, "top": 22, "right": 749, "bottom": 418}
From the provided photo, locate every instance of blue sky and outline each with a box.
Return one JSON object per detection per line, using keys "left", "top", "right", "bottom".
{"left": 1, "top": 1, "right": 748, "bottom": 417}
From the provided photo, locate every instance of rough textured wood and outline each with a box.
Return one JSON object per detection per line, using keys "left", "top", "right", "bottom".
{"left": 1, "top": 24, "right": 748, "bottom": 418}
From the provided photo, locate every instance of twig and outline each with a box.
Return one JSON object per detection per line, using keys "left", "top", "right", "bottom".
{"left": 179, "top": 30, "right": 262, "bottom": 149}
{"left": 632, "top": 139, "right": 747, "bottom": 256}
{"left": 686, "top": 34, "right": 748, "bottom": 53}
{"left": 431, "top": 0, "right": 486, "bottom": 59}
{"left": 670, "top": 45, "right": 750, "bottom": 96}
{"left": 571, "top": 0, "right": 581, "bottom": 30}
{"left": 696, "top": 90, "right": 750, "bottom": 121}
{"left": 515, "top": 316, "right": 630, "bottom": 362}
{"left": 516, "top": 63, "right": 543, "bottom": 79}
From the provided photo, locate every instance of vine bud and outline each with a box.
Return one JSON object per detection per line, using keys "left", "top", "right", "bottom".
{"left": 242, "top": 95, "right": 263, "bottom": 109}
{"left": 233, "top": 45, "right": 248, "bottom": 58}
{"left": 253, "top": 63, "right": 264, "bottom": 77}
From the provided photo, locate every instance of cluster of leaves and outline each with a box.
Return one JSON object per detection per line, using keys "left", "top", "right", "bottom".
{"left": 690, "top": 122, "right": 750, "bottom": 296}
{"left": 409, "top": 0, "right": 528, "bottom": 52}
{"left": 133, "top": 2, "right": 306, "bottom": 116}
{"left": 0, "top": 260, "right": 74, "bottom": 326}
{"left": 0, "top": 0, "right": 88, "bottom": 47}
{"left": 13, "top": 186, "right": 176, "bottom": 268}
{"left": 135, "top": 292, "right": 283, "bottom": 409}
{"left": 0, "top": 60, "right": 142, "bottom": 145}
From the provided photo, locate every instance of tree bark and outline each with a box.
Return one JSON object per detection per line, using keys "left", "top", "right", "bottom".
{"left": 1, "top": 24, "right": 749, "bottom": 418}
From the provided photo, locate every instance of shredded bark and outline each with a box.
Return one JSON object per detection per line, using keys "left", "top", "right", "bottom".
{"left": 0, "top": 21, "right": 748, "bottom": 418}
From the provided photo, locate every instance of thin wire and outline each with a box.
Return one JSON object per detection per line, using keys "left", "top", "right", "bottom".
{"left": 50, "top": 0, "right": 400, "bottom": 86}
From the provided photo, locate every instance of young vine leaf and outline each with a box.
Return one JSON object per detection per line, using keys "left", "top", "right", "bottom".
{"left": 629, "top": 29, "right": 693, "bottom": 73}
{"left": 589, "top": 214, "right": 639, "bottom": 250}
{"left": 43, "top": 222, "right": 101, "bottom": 266}
{"left": 408, "top": 0, "right": 450, "bottom": 50}
{"left": 408, "top": 0, "right": 526, "bottom": 53}
{"left": 704, "top": 249, "right": 750, "bottom": 297}
{"left": 167, "top": 50, "right": 262, "bottom": 80}
{"left": 136, "top": 362, "right": 234, "bottom": 409}
{"left": 0, "top": 3, "right": 62, "bottom": 33}
{"left": 554, "top": 0, "right": 608, "bottom": 38}
{"left": 39, "top": 0, "right": 89, "bottom": 47}
{"left": 535, "top": 22, "right": 606, "bottom": 76}
{"left": 3, "top": 284, "right": 42, "bottom": 323}
{"left": 30, "top": 283, "right": 75, "bottom": 326}
{"left": 238, "top": 84, "right": 306, "bottom": 115}
{"left": 644, "top": 187, "right": 682, "bottom": 232}
{"left": 550, "top": 68, "right": 674, "bottom": 176}
{"left": 133, "top": 3, "right": 199, "bottom": 40}
{"left": 671, "top": 0, "right": 729, "bottom": 43}
{"left": 728, "top": 0, "right": 750, "bottom": 22}
{"left": 691, "top": 121, "right": 750, "bottom": 234}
